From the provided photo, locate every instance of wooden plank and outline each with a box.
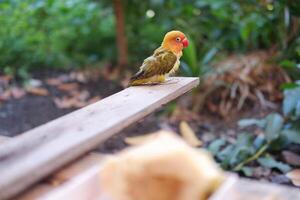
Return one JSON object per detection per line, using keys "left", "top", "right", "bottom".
{"left": 39, "top": 161, "right": 105, "bottom": 200}
{"left": 0, "top": 77, "right": 199, "bottom": 200}
{"left": 16, "top": 152, "right": 106, "bottom": 200}
{"left": 15, "top": 139, "right": 300, "bottom": 200}
{"left": 0, "top": 136, "right": 9, "bottom": 144}
{"left": 38, "top": 168, "right": 237, "bottom": 200}
{"left": 26, "top": 161, "right": 300, "bottom": 200}
{"left": 15, "top": 184, "right": 54, "bottom": 200}
{"left": 211, "top": 178, "right": 300, "bottom": 200}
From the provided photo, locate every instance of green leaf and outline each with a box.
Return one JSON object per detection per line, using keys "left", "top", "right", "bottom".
{"left": 296, "top": 101, "right": 300, "bottom": 118}
{"left": 241, "top": 166, "right": 253, "bottom": 177}
{"left": 269, "top": 136, "right": 289, "bottom": 151}
{"left": 180, "top": 61, "right": 194, "bottom": 77}
{"left": 282, "top": 129, "right": 300, "bottom": 144}
{"left": 238, "top": 118, "right": 266, "bottom": 128}
{"left": 283, "top": 87, "right": 300, "bottom": 117}
{"left": 202, "top": 47, "right": 218, "bottom": 64}
{"left": 265, "top": 113, "right": 284, "bottom": 142}
{"left": 229, "top": 133, "right": 255, "bottom": 166}
{"left": 258, "top": 157, "right": 291, "bottom": 173}
{"left": 208, "top": 139, "right": 226, "bottom": 156}
{"left": 280, "top": 83, "right": 300, "bottom": 90}
{"left": 279, "top": 60, "right": 297, "bottom": 69}
{"left": 240, "top": 22, "right": 252, "bottom": 42}
{"left": 253, "top": 135, "right": 266, "bottom": 149}
{"left": 219, "top": 145, "right": 235, "bottom": 169}
{"left": 182, "top": 37, "right": 198, "bottom": 75}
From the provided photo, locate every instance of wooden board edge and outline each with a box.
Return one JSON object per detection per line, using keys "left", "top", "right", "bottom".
{"left": 0, "top": 136, "right": 9, "bottom": 144}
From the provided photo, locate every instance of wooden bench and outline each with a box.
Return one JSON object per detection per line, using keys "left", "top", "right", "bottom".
{"left": 0, "top": 77, "right": 299, "bottom": 200}
{"left": 0, "top": 77, "right": 198, "bottom": 199}
{"left": 0, "top": 136, "right": 7, "bottom": 144}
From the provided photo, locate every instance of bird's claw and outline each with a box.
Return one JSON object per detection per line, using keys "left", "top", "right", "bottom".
{"left": 163, "top": 78, "right": 180, "bottom": 85}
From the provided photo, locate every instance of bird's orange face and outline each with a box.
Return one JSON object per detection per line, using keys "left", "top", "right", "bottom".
{"left": 162, "top": 30, "right": 189, "bottom": 55}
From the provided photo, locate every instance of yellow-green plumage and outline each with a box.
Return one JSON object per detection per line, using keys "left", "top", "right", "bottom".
{"left": 129, "top": 47, "right": 179, "bottom": 86}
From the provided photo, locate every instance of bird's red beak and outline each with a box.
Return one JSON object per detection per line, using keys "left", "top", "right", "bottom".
{"left": 182, "top": 38, "right": 189, "bottom": 48}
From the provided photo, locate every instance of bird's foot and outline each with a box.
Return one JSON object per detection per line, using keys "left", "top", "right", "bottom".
{"left": 163, "top": 78, "right": 180, "bottom": 85}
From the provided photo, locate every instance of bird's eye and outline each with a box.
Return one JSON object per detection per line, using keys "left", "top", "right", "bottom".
{"left": 176, "top": 37, "right": 181, "bottom": 42}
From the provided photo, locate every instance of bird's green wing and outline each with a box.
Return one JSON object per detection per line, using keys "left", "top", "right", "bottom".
{"left": 130, "top": 47, "right": 177, "bottom": 81}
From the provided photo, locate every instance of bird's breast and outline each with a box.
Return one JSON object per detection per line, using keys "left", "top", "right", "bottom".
{"left": 168, "top": 59, "right": 180, "bottom": 75}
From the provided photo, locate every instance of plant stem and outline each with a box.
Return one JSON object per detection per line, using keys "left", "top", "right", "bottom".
{"left": 233, "top": 143, "right": 269, "bottom": 171}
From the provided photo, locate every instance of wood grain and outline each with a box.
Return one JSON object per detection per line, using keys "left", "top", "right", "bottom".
{"left": 39, "top": 159, "right": 105, "bottom": 200}
{"left": 0, "top": 77, "right": 199, "bottom": 200}
{"left": 39, "top": 165, "right": 236, "bottom": 200}
{"left": 0, "top": 136, "right": 9, "bottom": 144}
{"left": 16, "top": 153, "right": 106, "bottom": 200}
{"left": 21, "top": 160, "right": 300, "bottom": 200}
{"left": 211, "top": 178, "right": 300, "bottom": 200}
{"left": 13, "top": 136, "right": 300, "bottom": 200}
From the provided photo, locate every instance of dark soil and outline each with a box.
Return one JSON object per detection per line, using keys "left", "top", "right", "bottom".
{"left": 0, "top": 95, "right": 71, "bottom": 136}
{"left": 0, "top": 69, "right": 166, "bottom": 153}
{"left": 0, "top": 70, "right": 123, "bottom": 136}
{"left": 97, "top": 113, "right": 163, "bottom": 153}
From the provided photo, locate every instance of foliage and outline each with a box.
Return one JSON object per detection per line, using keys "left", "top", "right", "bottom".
{"left": 0, "top": 0, "right": 115, "bottom": 77}
{"left": 124, "top": 0, "right": 291, "bottom": 76}
{"left": 209, "top": 85, "right": 300, "bottom": 175}
{"left": 124, "top": 0, "right": 300, "bottom": 81}
{"left": 2, "top": 0, "right": 299, "bottom": 79}
{"left": 280, "top": 60, "right": 300, "bottom": 82}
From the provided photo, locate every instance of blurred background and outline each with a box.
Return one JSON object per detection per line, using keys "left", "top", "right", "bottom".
{"left": 1, "top": 0, "right": 300, "bottom": 185}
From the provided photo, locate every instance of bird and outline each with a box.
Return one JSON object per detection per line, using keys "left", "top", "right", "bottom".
{"left": 128, "top": 30, "right": 189, "bottom": 86}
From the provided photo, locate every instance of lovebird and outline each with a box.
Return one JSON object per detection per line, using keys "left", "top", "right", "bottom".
{"left": 128, "top": 30, "right": 189, "bottom": 86}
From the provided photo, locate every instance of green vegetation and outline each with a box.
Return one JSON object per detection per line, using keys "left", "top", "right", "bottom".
{"left": 1, "top": 0, "right": 299, "bottom": 79}
{"left": 208, "top": 81, "right": 300, "bottom": 175}
{"left": 0, "top": 0, "right": 115, "bottom": 77}
{"left": 207, "top": 49, "right": 300, "bottom": 174}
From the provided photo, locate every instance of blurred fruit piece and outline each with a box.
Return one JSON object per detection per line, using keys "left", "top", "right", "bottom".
{"left": 100, "top": 131, "right": 224, "bottom": 200}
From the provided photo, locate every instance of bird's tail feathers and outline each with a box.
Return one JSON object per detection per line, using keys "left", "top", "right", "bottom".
{"left": 128, "top": 70, "right": 145, "bottom": 86}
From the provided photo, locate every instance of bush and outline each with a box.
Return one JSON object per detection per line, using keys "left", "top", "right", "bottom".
{"left": 0, "top": 0, "right": 115, "bottom": 75}
{"left": 124, "top": 0, "right": 299, "bottom": 77}
{"left": 207, "top": 83, "right": 300, "bottom": 175}
{"left": 1, "top": 0, "right": 299, "bottom": 79}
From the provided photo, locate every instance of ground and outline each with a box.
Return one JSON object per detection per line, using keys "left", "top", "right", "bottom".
{"left": 0, "top": 68, "right": 297, "bottom": 186}
{"left": 0, "top": 70, "right": 122, "bottom": 136}
{"left": 0, "top": 68, "right": 271, "bottom": 142}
